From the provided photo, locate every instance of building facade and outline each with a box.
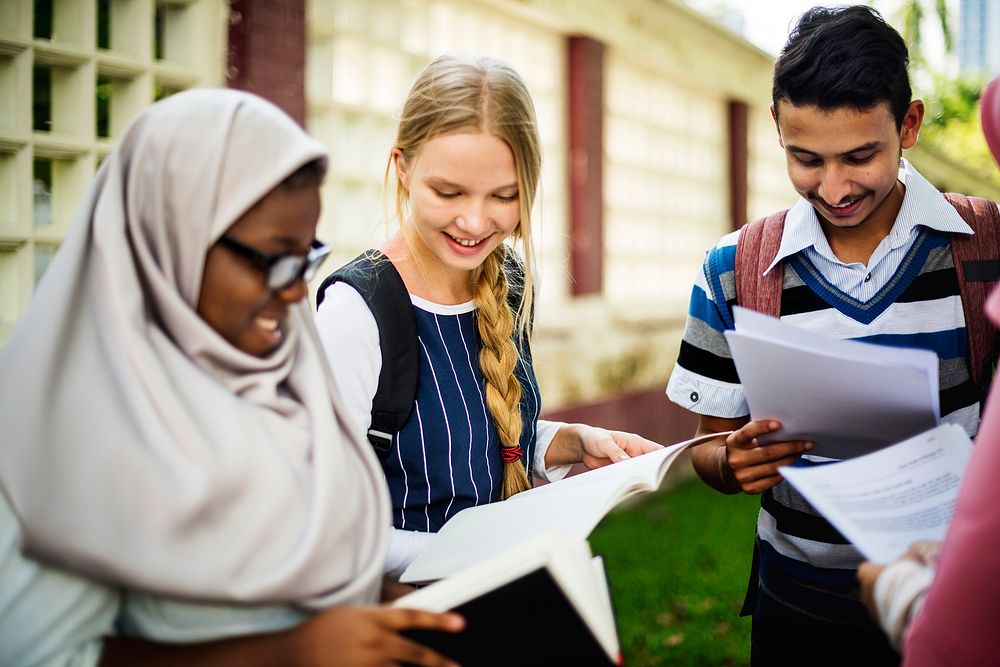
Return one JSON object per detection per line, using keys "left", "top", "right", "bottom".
{"left": 2, "top": 0, "right": 998, "bottom": 443}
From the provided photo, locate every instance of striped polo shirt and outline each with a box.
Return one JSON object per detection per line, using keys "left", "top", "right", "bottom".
{"left": 384, "top": 297, "right": 541, "bottom": 533}
{"left": 666, "top": 160, "right": 987, "bottom": 621}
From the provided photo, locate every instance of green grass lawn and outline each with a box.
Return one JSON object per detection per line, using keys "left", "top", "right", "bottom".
{"left": 588, "top": 471, "right": 761, "bottom": 667}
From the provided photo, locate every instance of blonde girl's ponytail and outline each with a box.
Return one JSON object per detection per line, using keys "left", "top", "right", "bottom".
{"left": 474, "top": 245, "right": 531, "bottom": 499}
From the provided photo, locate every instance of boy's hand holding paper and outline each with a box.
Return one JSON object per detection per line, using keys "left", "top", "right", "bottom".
{"left": 724, "top": 306, "right": 940, "bottom": 459}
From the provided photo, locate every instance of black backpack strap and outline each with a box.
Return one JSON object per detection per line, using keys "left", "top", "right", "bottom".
{"left": 316, "top": 251, "right": 419, "bottom": 460}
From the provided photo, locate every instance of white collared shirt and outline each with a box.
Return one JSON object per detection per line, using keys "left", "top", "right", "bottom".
{"left": 762, "top": 158, "right": 974, "bottom": 301}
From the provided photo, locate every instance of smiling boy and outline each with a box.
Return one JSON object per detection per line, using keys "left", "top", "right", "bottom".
{"left": 665, "top": 5, "right": 1000, "bottom": 664}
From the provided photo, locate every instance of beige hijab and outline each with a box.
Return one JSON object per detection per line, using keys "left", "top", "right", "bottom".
{"left": 0, "top": 89, "right": 389, "bottom": 607}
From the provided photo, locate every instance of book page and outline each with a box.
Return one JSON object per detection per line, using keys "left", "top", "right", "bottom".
{"left": 725, "top": 306, "right": 939, "bottom": 458}
{"left": 587, "top": 555, "right": 617, "bottom": 656}
{"left": 544, "top": 548, "right": 618, "bottom": 658}
{"left": 520, "top": 431, "right": 724, "bottom": 501}
{"left": 395, "top": 530, "right": 590, "bottom": 610}
{"left": 399, "top": 432, "right": 728, "bottom": 583}
{"left": 400, "top": 478, "right": 626, "bottom": 583}
{"left": 779, "top": 423, "right": 973, "bottom": 563}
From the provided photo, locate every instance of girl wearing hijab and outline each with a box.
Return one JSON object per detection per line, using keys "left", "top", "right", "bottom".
{"left": 0, "top": 88, "right": 460, "bottom": 666}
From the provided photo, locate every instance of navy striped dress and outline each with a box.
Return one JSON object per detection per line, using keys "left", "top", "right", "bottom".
{"left": 384, "top": 301, "right": 541, "bottom": 533}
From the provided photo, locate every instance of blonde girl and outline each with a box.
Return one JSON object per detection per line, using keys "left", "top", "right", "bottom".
{"left": 316, "top": 54, "right": 660, "bottom": 576}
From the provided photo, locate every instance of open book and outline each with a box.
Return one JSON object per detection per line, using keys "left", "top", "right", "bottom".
{"left": 780, "top": 423, "right": 973, "bottom": 563}
{"left": 399, "top": 431, "right": 727, "bottom": 584}
{"left": 393, "top": 531, "right": 619, "bottom": 666}
{"left": 724, "top": 306, "right": 940, "bottom": 459}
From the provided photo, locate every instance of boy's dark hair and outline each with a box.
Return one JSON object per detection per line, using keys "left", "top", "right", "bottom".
{"left": 772, "top": 5, "right": 912, "bottom": 128}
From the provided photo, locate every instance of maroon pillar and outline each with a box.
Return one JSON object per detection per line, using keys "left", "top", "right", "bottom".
{"left": 567, "top": 36, "right": 605, "bottom": 295}
{"left": 227, "top": 0, "right": 307, "bottom": 127}
{"left": 728, "top": 99, "right": 749, "bottom": 231}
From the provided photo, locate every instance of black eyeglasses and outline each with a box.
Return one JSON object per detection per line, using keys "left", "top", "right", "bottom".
{"left": 218, "top": 236, "right": 332, "bottom": 290}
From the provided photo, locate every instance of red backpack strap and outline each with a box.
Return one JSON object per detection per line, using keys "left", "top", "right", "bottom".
{"left": 944, "top": 192, "right": 1000, "bottom": 395}
{"left": 735, "top": 210, "right": 788, "bottom": 316}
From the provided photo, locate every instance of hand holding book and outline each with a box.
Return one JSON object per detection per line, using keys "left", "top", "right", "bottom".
{"left": 392, "top": 531, "right": 621, "bottom": 667}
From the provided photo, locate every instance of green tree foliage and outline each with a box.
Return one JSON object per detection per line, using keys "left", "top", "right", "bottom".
{"left": 895, "top": 0, "right": 953, "bottom": 70}
{"left": 920, "top": 73, "right": 1000, "bottom": 186}
{"left": 889, "top": 0, "right": 999, "bottom": 185}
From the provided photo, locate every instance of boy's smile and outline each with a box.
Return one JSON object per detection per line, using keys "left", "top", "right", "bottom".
{"left": 773, "top": 99, "right": 923, "bottom": 248}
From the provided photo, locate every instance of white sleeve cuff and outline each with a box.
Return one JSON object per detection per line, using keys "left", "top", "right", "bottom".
{"left": 874, "top": 559, "right": 935, "bottom": 651}
{"left": 534, "top": 419, "right": 572, "bottom": 482}
{"left": 666, "top": 367, "right": 748, "bottom": 418}
{"left": 385, "top": 528, "right": 434, "bottom": 580}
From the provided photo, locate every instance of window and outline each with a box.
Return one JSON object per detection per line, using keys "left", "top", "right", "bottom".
{"left": 0, "top": 0, "right": 225, "bottom": 345}
{"left": 32, "top": 159, "right": 52, "bottom": 227}
{"left": 95, "top": 75, "right": 111, "bottom": 138}
{"left": 97, "top": 0, "right": 110, "bottom": 50}
{"left": 33, "top": 0, "right": 53, "bottom": 40}
{"left": 32, "top": 66, "right": 51, "bottom": 132}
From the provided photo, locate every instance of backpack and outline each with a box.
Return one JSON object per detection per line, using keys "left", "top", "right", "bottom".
{"left": 731, "top": 193, "right": 1000, "bottom": 399}
{"left": 315, "top": 249, "right": 530, "bottom": 459}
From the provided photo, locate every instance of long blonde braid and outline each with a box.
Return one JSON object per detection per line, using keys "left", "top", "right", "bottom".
{"left": 474, "top": 246, "right": 531, "bottom": 498}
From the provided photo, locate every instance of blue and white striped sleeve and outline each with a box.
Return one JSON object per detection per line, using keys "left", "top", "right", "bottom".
{"left": 666, "top": 231, "right": 749, "bottom": 419}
